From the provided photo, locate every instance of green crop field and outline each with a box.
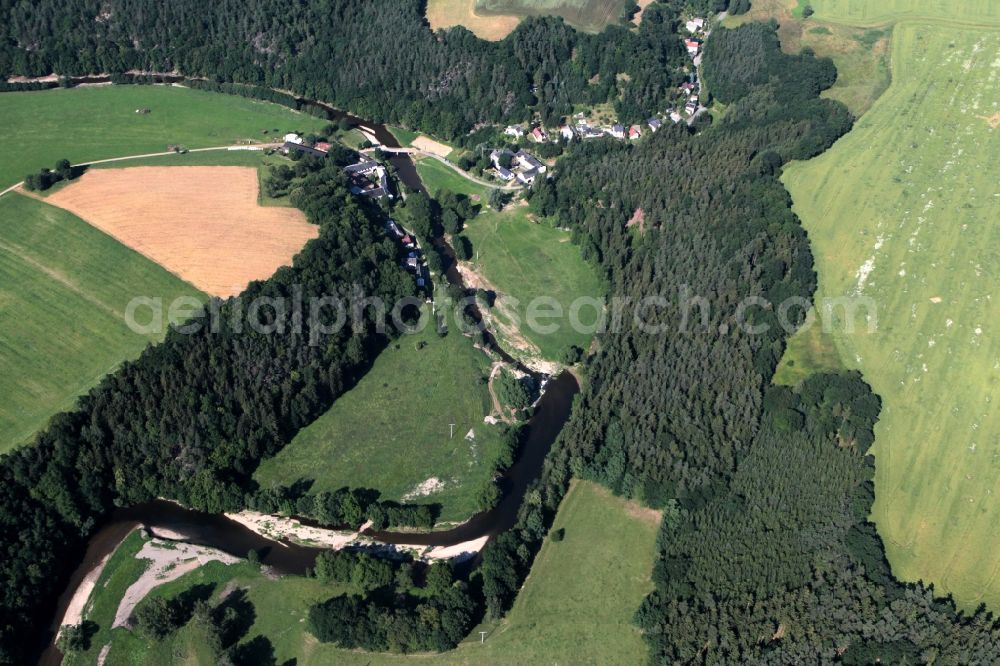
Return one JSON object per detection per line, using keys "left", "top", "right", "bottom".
{"left": 254, "top": 306, "right": 506, "bottom": 523}
{"left": 812, "top": 0, "right": 1000, "bottom": 26}
{"left": 781, "top": 22, "right": 1000, "bottom": 609}
{"left": 79, "top": 480, "right": 657, "bottom": 665}
{"left": 0, "top": 193, "right": 204, "bottom": 452}
{"left": 0, "top": 85, "right": 326, "bottom": 189}
{"left": 463, "top": 207, "right": 606, "bottom": 364}
{"left": 476, "top": 0, "right": 629, "bottom": 33}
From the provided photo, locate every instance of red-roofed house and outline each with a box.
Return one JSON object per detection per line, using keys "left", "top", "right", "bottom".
{"left": 685, "top": 39, "right": 701, "bottom": 55}
{"left": 628, "top": 125, "right": 642, "bottom": 140}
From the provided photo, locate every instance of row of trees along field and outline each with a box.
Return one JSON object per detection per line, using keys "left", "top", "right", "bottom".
{"left": 0, "top": 0, "right": 745, "bottom": 134}
{"left": 485, "top": 21, "right": 1000, "bottom": 662}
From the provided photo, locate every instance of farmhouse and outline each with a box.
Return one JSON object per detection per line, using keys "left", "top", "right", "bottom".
{"left": 344, "top": 156, "right": 392, "bottom": 198}
{"left": 575, "top": 123, "right": 605, "bottom": 140}
{"left": 490, "top": 148, "right": 547, "bottom": 185}
{"left": 685, "top": 18, "right": 705, "bottom": 33}
{"left": 283, "top": 141, "right": 327, "bottom": 158}
{"left": 284, "top": 132, "right": 303, "bottom": 144}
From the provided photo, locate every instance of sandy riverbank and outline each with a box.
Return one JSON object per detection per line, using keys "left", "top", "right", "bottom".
{"left": 224, "top": 511, "right": 372, "bottom": 549}
{"left": 112, "top": 538, "right": 239, "bottom": 628}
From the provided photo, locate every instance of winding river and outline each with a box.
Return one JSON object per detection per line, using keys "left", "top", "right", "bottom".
{"left": 38, "top": 81, "right": 580, "bottom": 664}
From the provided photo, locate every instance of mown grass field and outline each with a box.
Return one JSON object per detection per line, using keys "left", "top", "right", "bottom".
{"left": 80, "top": 480, "right": 657, "bottom": 665}
{"left": 0, "top": 85, "right": 326, "bottom": 189}
{"left": 812, "top": 0, "right": 1000, "bottom": 26}
{"left": 0, "top": 193, "right": 204, "bottom": 452}
{"left": 415, "top": 155, "right": 489, "bottom": 198}
{"left": 781, "top": 22, "right": 1000, "bottom": 609}
{"left": 254, "top": 306, "right": 505, "bottom": 523}
{"left": 463, "top": 206, "right": 606, "bottom": 364}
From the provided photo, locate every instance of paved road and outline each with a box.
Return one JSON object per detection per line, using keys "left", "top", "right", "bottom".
{"left": 0, "top": 144, "right": 283, "bottom": 200}
{"left": 367, "top": 146, "right": 522, "bottom": 191}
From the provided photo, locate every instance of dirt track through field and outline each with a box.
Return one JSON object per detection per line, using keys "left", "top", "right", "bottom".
{"left": 45, "top": 167, "right": 317, "bottom": 297}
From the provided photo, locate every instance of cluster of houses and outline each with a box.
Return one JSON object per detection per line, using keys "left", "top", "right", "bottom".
{"left": 490, "top": 148, "right": 547, "bottom": 185}
{"left": 281, "top": 132, "right": 393, "bottom": 199}
{"left": 496, "top": 15, "right": 709, "bottom": 153}
{"left": 385, "top": 219, "right": 429, "bottom": 290}
{"left": 344, "top": 155, "right": 392, "bottom": 199}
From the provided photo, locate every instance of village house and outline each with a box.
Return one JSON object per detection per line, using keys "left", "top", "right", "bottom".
{"left": 685, "top": 18, "right": 705, "bottom": 33}
{"left": 344, "top": 156, "right": 392, "bottom": 198}
{"left": 504, "top": 125, "right": 525, "bottom": 138}
{"left": 530, "top": 126, "right": 548, "bottom": 143}
{"left": 685, "top": 39, "right": 701, "bottom": 56}
{"left": 628, "top": 125, "right": 642, "bottom": 140}
{"left": 608, "top": 124, "right": 626, "bottom": 139}
{"left": 647, "top": 117, "right": 662, "bottom": 132}
{"left": 559, "top": 125, "right": 575, "bottom": 141}
{"left": 491, "top": 148, "right": 547, "bottom": 186}
{"left": 670, "top": 110, "right": 684, "bottom": 124}
{"left": 283, "top": 141, "right": 327, "bottom": 158}
{"left": 576, "top": 123, "right": 605, "bottom": 140}
{"left": 314, "top": 141, "right": 331, "bottom": 153}
{"left": 283, "top": 132, "right": 303, "bottom": 144}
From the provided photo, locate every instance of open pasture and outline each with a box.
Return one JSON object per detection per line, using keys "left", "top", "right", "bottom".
{"left": 425, "top": 0, "right": 523, "bottom": 40}
{"left": 811, "top": 0, "right": 1000, "bottom": 26}
{"left": 45, "top": 166, "right": 318, "bottom": 297}
{"left": 254, "top": 305, "right": 505, "bottom": 524}
{"left": 462, "top": 206, "right": 606, "bottom": 365}
{"left": 0, "top": 85, "right": 326, "bottom": 190}
{"left": 0, "top": 193, "right": 203, "bottom": 451}
{"left": 782, "top": 22, "right": 1000, "bottom": 609}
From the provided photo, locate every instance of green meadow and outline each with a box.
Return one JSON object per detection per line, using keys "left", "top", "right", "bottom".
{"left": 812, "top": 0, "right": 1000, "bottom": 26}
{"left": 76, "top": 480, "right": 657, "bottom": 665}
{"left": 415, "top": 156, "right": 489, "bottom": 198}
{"left": 0, "top": 85, "right": 326, "bottom": 189}
{"left": 781, "top": 22, "right": 1000, "bottom": 609}
{"left": 254, "top": 306, "right": 505, "bottom": 523}
{"left": 463, "top": 207, "right": 606, "bottom": 364}
{"left": 0, "top": 193, "right": 204, "bottom": 451}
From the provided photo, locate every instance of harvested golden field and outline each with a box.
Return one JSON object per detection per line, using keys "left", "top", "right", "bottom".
{"left": 426, "top": 0, "right": 522, "bottom": 40}
{"left": 411, "top": 135, "right": 455, "bottom": 159}
{"left": 45, "top": 167, "right": 317, "bottom": 297}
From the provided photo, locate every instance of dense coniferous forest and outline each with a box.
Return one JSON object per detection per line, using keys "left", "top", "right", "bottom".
{"left": 0, "top": 0, "right": 733, "bottom": 132}
{"left": 2, "top": 2, "right": 999, "bottom": 663}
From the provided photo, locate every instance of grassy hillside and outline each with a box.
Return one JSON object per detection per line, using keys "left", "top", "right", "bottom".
{"left": 0, "top": 193, "right": 204, "bottom": 451}
{"left": 812, "top": 0, "right": 1000, "bottom": 26}
{"left": 78, "top": 480, "right": 657, "bottom": 664}
{"left": 0, "top": 85, "right": 326, "bottom": 189}
{"left": 463, "top": 206, "right": 606, "bottom": 364}
{"left": 782, "top": 22, "right": 1000, "bottom": 609}
{"left": 254, "top": 306, "right": 505, "bottom": 523}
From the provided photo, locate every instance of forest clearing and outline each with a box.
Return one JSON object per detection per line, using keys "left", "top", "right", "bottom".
{"left": 44, "top": 166, "right": 318, "bottom": 297}
{"left": 425, "top": 0, "right": 523, "bottom": 39}
{"left": 254, "top": 304, "right": 508, "bottom": 524}
{"left": 782, "top": 21, "right": 1000, "bottom": 609}
{"left": 0, "top": 193, "right": 202, "bottom": 452}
